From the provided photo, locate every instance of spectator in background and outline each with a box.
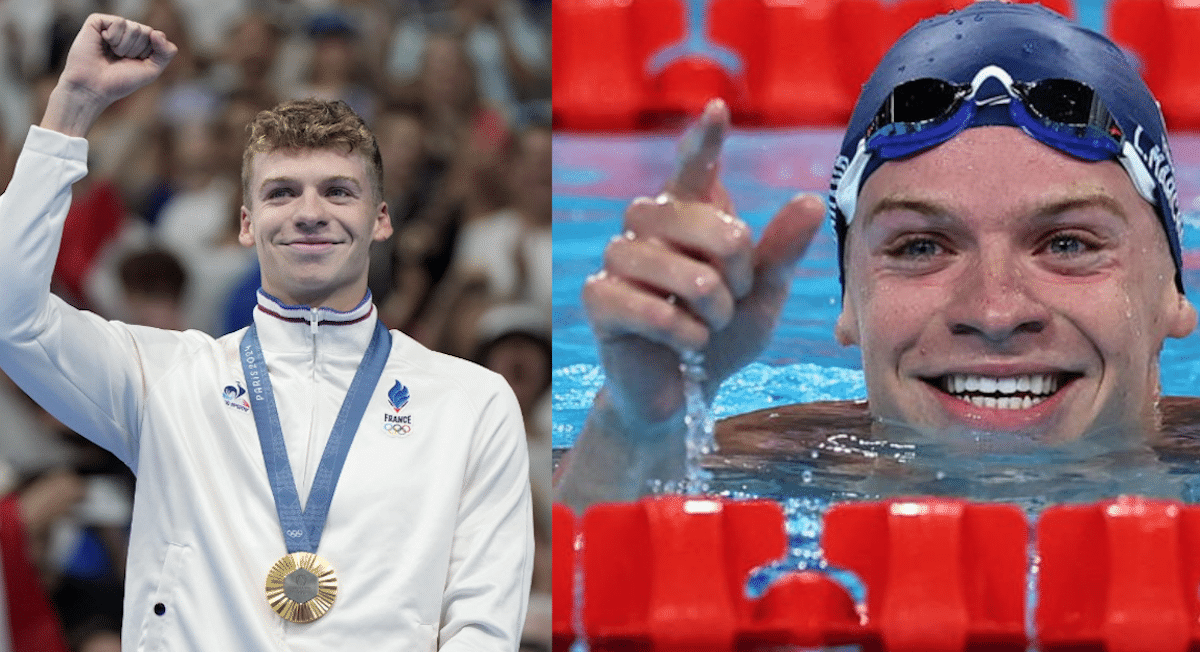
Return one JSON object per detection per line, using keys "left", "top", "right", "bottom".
{"left": 155, "top": 120, "right": 238, "bottom": 254}
{"left": 0, "top": 1, "right": 52, "bottom": 140}
{"left": 212, "top": 11, "right": 282, "bottom": 108}
{"left": 371, "top": 106, "right": 451, "bottom": 330}
{"left": 448, "top": 121, "right": 551, "bottom": 307}
{"left": 1, "top": 385, "right": 132, "bottom": 652}
{"left": 125, "top": 119, "right": 177, "bottom": 226}
{"left": 415, "top": 31, "right": 500, "bottom": 165}
{"left": 0, "top": 376, "right": 73, "bottom": 489}
{"left": 326, "top": 0, "right": 400, "bottom": 96}
{"left": 398, "top": 112, "right": 510, "bottom": 353}
{"left": 116, "top": 249, "right": 189, "bottom": 331}
{"left": 142, "top": 0, "right": 219, "bottom": 128}
{"left": 514, "top": 122, "right": 552, "bottom": 306}
{"left": 376, "top": 27, "right": 511, "bottom": 343}
{"left": 474, "top": 301, "right": 551, "bottom": 440}
{"left": 387, "top": 0, "right": 548, "bottom": 123}
{"left": 51, "top": 145, "right": 125, "bottom": 311}
{"left": 290, "top": 10, "right": 378, "bottom": 125}
{"left": 1, "top": 470, "right": 81, "bottom": 652}
{"left": 0, "top": 370, "right": 128, "bottom": 652}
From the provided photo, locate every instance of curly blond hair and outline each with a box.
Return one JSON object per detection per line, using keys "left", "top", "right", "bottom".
{"left": 242, "top": 99, "right": 383, "bottom": 204}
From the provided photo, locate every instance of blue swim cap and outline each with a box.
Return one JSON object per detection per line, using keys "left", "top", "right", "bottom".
{"left": 828, "top": 1, "right": 1182, "bottom": 290}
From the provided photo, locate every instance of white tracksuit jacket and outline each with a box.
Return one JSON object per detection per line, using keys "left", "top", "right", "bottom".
{"left": 0, "top": 126, "right": 532, "bottom": 651}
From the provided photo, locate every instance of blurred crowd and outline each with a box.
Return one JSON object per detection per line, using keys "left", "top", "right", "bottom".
{"left": 0, "top": 1, "right": 551, "bottom": 650}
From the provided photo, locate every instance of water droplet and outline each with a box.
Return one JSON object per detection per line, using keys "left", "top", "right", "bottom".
{"left": 1023, "top": 41, "right": 1035, "bottom": 54}
{"left": 802, "top": 469, "right": 814, "bottom": 483}
{"left": 955, "top": 33, "right": 963, "bottom": 40}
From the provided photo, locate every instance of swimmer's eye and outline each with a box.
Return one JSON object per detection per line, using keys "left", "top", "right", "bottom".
{"left": 1042, "top": 233, "right": 1094, "bottom": 257}
{"left": 887, "top": 236, "right": 946, "bottom": 260}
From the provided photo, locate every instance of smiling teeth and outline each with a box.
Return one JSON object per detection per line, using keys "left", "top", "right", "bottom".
{"left": 942, "top": 373, "right": 1062, "bottom": 410}
{"left": 943, "top": 373, "right": 1058, "bottom": 396}
{"left": 965, "top": 395, "right": 1037, "bottom": 409}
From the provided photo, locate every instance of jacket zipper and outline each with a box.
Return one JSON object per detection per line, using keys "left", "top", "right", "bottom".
{"left": 302, "top": 307, "right": 320, "bottom": 508}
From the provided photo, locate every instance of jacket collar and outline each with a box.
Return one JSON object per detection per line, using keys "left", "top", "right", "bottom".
{"left": 254, "top": 289, "right": 374, "bottom": 325}
{"left": 251, "top": 289, "right": 378, "bottom": 356}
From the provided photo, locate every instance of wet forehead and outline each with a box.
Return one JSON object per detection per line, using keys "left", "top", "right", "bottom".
{"left": 855, "top": 127, "right": 1157, "bottom": 234}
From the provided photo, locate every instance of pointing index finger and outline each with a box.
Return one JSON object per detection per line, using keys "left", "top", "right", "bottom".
{"left": 668, "top": 98, "right": 730, "bottom": 203}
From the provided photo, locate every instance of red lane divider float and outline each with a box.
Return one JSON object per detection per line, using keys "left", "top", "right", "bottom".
{"left": 553, "top": 503, "right": 579, "bottom": 652}
{"left": 552, "top": 0, "right": 1078, "bottom": 132}
{"left": 824, "top": 500, "right": 1028, "bottom": 652}
{"left": 581, "top": 496, "right": 787, "bottom": 650}
{"left": 1036, "top": 496, "right": 1200, "bottom": 652}
{"left": 555, "top": 495, "right": 1200, "bottom": 651}
{"left": 1106, "top": 0, "right": 1200, "bottom": 130}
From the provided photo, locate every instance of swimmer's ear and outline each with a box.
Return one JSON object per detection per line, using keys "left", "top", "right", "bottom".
{"left": 238, "top": 205, "right": 255, "bottom": 248}
{"left": 835, "top": 294, "right": 859, "bottom": 346}
{"left": 1166, "top": 291, "right": 1198, "bottom": 339}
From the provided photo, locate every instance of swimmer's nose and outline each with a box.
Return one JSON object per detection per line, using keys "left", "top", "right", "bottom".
{"left": 291, "top": 188, "right": 331, "bottom": 231}
{"left": 946, "top": 250, "right": 1048, "bottom": 344}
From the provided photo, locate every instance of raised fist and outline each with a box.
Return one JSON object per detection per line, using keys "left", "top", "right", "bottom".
{"left": 42, "top": 14, "right": 177, "bottom": 137}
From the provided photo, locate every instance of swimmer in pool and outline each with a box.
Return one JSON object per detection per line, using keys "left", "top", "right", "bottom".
{"left": 554, "top": 1, "right": 1200, "bottom": 510}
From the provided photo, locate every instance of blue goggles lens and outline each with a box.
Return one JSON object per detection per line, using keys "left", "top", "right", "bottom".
{"left": 865, "top": 67, "right": 1124, "bottom": 162}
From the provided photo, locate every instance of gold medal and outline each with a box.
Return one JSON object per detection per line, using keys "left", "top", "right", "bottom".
{"left": 265, "top": 552, "right": 338, "bottom": 623}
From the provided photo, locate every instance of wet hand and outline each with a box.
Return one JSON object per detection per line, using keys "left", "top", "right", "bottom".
{"left": 583, "top": 99, "right": 825, "bottom": 427}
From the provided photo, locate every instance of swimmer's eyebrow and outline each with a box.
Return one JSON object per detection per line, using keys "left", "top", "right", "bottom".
{"left": 258, "top": 175, "right": 363, "bottom": 191}
{"left": 860, "top": 192, "right": 1132, "bottom": 227}
{"left": 1027, "top": 193, "right": 1131, "bottom": 224}
{"left": 861, "top": 197, "right": 956, "bottom": 228}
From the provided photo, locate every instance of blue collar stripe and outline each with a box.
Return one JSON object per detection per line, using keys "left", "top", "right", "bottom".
{"left": 240, "top": 319, "right": 391, "bottom": 554}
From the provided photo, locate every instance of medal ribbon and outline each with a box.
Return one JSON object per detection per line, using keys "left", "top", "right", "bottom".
{"left": 240, "top": 318, "right": 391, "bottom": 554}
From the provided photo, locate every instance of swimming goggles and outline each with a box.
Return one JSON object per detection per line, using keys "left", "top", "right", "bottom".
{"left": 834, "top": 65, "right": 1160, "bottom": 223}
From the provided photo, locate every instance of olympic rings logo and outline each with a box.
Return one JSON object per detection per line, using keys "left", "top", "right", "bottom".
{"left": 384, "top": 422, "right": 412, "bottom": 437}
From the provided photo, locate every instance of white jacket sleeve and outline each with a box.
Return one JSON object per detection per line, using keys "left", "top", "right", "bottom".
{"left": 439, "top": 374, "right": 533, "bottom": 651}
{"left": 0, "top": 126, "right": 147, "bottom": 469}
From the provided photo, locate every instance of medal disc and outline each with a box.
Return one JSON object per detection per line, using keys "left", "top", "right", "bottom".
{"left": 265, "top": 552, "right": 338, "bottom": 623}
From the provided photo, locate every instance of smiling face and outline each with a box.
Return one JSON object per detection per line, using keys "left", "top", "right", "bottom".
{"left": 836, "top": 126, "right": 1197, "bottom": 442}
{"left": 239, "top": 147, "right": 391, "bottom": 310}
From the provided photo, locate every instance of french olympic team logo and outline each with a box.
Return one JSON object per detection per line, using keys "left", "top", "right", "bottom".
{"left": 223, "top": 382, "right": 250, "bottom": 412}
{"left": 388, "top": 381, "right": 410, "bottom": 412}
{"left": 384, "top": 380, "right": 413, "bottom": 437}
